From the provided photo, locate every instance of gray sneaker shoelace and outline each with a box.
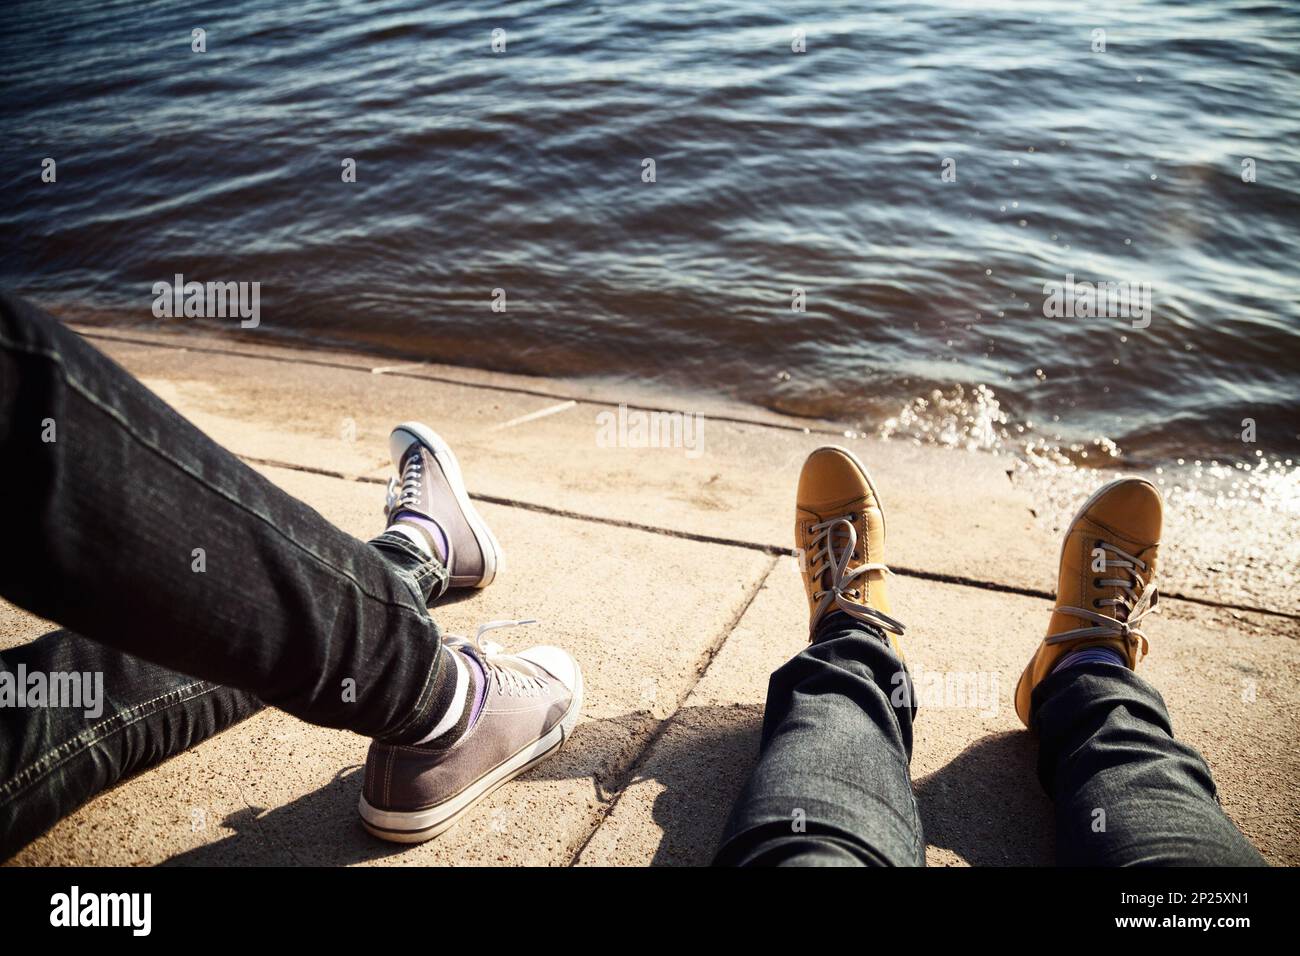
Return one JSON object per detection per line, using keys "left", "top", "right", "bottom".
{"left": 384, "top": 451, "right": 425, "bottom": 517}
{"left": 807, "top": 516, "right": 906, "bottom": 637}
{"left": 446, "top": 620, "right": 549, "bottom": 698}
{"left": 1046, "top": 540, "right": 1159, "bottom": 654}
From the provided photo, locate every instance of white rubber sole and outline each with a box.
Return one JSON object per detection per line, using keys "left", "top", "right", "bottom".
{"left": 358, "top": 665, "right": 584, "bottom": 844}
{"left": 392, "top": 421, "right": 503, "bottom": 588}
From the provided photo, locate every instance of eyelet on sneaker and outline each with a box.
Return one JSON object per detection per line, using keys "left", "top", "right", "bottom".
{"left": 1092, "top": 599, "right": 1102, "bottom": 608}
{"left": 1093, "top": 578, "right": 1102, "bottom": 588}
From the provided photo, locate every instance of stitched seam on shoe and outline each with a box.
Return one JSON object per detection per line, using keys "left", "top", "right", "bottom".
{"left": 382, "top": 698, "right": 576, "bottom": 810}
{"left": 1080, "top": 516, "right": 1149, "bottom": 551}
{"left": 1078, "top": 530, "right": 1088, "bottom": 618}
{"left": 383, "top": 747, "right": 394, "bottom": 805}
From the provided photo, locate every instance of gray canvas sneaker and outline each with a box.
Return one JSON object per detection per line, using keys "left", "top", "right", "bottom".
{"left": 358, "top": 629, "right": 583, "bottom": 843}
{"left": 385, "top": 421, "right": 503, "bottom": 588}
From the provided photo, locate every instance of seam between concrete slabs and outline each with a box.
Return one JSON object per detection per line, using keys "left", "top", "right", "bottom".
{"left": 243, "top": 456, "right": 1300, "bottom": 624}
{"left": 77, "top": 329, "right": 839, "bottom": 436}
{"left": 230, "top": 467, "right": 1289, "bottom": 862}
{"left": 567, "top": 553, "right": 782, "bottom": 866}
{"left": 73, "top": 331, "right": 1295, "bottom": 622}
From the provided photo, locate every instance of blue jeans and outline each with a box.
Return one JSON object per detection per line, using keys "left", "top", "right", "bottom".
{"left": 716, "top": 614, "right": 1264, "bottom": 866}
{"left": 0, "top": 293, "right": 451, "bottom": 858}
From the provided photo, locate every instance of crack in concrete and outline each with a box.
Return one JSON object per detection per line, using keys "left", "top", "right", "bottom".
{"left": 240, "top": 455, "right": 1300, "bottom": 623}
{"left": 567, "top": 553, "right": 781, "bottom": 866}
{"left": 70, "top": 331, "right": 1297, "bottom": 621}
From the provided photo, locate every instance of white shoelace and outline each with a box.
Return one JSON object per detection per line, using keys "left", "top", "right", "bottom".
{"left": 1046, "top": 541, "right": 1159, "bottom": 655}
{"left": 384, "top": 453, "right": 424, "bottom": 515}
{"left": 445, "top": 620, "right": 548, "bottom": 697}
{"left": 807, "top": 516, "right": 906, "bottom": 637}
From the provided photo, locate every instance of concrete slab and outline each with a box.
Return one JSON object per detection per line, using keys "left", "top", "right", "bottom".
{"left": 79, "top": 328, "right": 1295, "bottom": 616}
{"left": 82, "top": 330, "right": 1060, "bottom": 600}
{"left": 3, "top": 326, "right": 1293, "bottom": 867}
{"left": 575, "top": 558, "right": 1299, "bottom": 866}
{"left": 0, "top": 604, "right": 49, "bottom": 654}
{"left": 6, "top": 466, "right": 772, "bottom": 865}
{"left": 73, "top": 325, "right": 815, "bottom": 429}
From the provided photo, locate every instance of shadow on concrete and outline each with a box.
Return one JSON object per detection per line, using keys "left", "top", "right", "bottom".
{"left": 564, "top": 709, "right": 1058, "bottom": 866}
{"left": 913, "top": 731, "right": 1056, "bottom": 865}
{"left": 165, "top": 711, "right": 657, "bottom": 866}
{"left": 639, "top": 704, "right": 762, "bottom": 866}
{"left": 164, "top": 765, "right": 406, "bottom": 866}
{"left": 558, "top": 703, "right": 765, "bottom": 866}
{"left": 565, "top": 708, "right": 1057, "bottom": 866}
{"left": 162, "top": 710, "right": 1054, "bottom": 866}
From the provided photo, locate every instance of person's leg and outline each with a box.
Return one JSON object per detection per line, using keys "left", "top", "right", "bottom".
{"left": 715, "top": 445, "right": 922, "bottom": 867}
{"left": 0, "top": 290, "right": 451, "bottom": 740}
{"left": 0, "top": 631, "right": 261, "bottom": 858}
{"left": 0, "top": 292, "right": 582, "bottom": 848}
{"left": 0, "top": 527, "right": 445, "bottom": 860}
{"left": 1015, "top": 477, "right": 1263, "bottom": 866}
{"left": 1033, "top": 663, "right": 1264, "bottom": 866}
{"left": 714, "top": 613, "right": 923, "bottom": 866}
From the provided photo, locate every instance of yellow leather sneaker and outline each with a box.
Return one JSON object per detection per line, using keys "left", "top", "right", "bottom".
{"left": 795, "top": 446, "right": 906, "bottom": 653}
{"left": 1014, "top": 477, "right": 1163, "bottom": 726}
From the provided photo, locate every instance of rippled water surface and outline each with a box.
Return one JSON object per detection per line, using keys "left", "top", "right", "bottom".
{"left": 3, "top": 0, "right": 1299, "bottom": 469}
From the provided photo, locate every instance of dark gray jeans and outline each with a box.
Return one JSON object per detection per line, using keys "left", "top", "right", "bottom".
{"left": 716, "top": 613, "right": 1264, "bottom": 866}
{"left": 0, "top": 293, "right": 449, "bottom": 859}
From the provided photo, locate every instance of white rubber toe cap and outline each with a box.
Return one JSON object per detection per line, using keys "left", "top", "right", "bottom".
{"left": 389, "top": 422, "right": 427, "bottom": 468}
{"left": 517, "top": 646, "right": 581, "bottom": 694}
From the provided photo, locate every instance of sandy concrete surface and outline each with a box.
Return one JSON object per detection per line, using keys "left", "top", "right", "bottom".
{"left": 1, "top": 326, "right": 1295, "bottom": 866}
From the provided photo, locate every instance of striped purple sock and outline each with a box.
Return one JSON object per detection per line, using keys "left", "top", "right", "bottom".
{"left": 1052, "top": 646, "right": 1126, "bottom": 674}
{"left": 382, "top": 644, "right": 473, "bottom": 747}
{"left": 404, "top": 644, "right": 488, "bottom": 748}
{"left": 388, "top": 511, "right": 449, "bottom": 563}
